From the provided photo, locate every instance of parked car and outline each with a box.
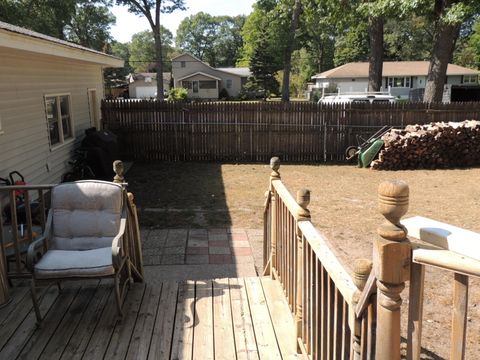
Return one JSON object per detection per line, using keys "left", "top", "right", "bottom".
{"left": 318, "top": 92, "right": 396, "bottom": 104}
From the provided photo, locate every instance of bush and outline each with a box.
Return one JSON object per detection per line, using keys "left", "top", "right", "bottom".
{"left": 168, "top": 88, "right": 188, "bottom": 102}
{"left": 219, "top": 88, "right": 230, "bottom": 101}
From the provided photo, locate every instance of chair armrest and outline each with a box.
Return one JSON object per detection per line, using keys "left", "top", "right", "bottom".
{"left": 26, "top": 210, "right": 53, "bottom": 272}
{"left": 112, "top": 209, "right": 127, "bottom": 268}
{"left": 27, "top": 236, "right": 48, "bottom": 272}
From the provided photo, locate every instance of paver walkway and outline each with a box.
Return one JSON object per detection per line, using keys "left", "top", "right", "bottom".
{"left": 142, "top": 228, "right": 263, "bottom": 268}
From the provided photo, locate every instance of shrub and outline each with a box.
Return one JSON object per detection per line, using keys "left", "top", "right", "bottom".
{"left": 219, "top": 88, "right": 230, "bottom": 101}
{"left": 168, "top": 88, "right": 188, "bottom": 102}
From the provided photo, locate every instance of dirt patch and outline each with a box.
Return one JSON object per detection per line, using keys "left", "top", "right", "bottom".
{"left": 127, "top": 162, "right": 480, "bottom": 358}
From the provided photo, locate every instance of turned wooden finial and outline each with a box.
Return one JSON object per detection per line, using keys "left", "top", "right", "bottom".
{"left": 296, "top": 189, "right": 311, "bottom": 221}
{"left": 377, "top": 180, "right": 409, "bottom": 242}
{"left": 270, "top": 157, "right": 281, "bottom": 181}
{"left": 353, "top": 258, "right": 372, "bottom": 291}
{"left": 113, "top": 160, "right": 125, "bottom": 184}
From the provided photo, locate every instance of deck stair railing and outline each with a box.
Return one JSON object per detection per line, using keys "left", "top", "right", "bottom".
{"left": 0, "top": 162, "right": 144, "bottom": 302}
{"left": 264, "top": 158, "right": 480, "bottom": 359}
{"left": 263, "top": 157, "right": 378, "bottom": 359}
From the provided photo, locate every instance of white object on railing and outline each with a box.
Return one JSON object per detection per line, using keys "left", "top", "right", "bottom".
{"left": 402, "top": 216, "right": 480, "bottom": 261}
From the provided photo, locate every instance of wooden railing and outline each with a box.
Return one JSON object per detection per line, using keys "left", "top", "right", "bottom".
{"left": 263, "top": 157, "right": 377, "bottom": 359}
{"left": 0, "top": 185, "right": 53, "bottom": 279}
{"left": 264, "top": 159, "right": 480, "bottom": 359}
{"left": 401, "top": 216, "right": 480, "bottom": 360}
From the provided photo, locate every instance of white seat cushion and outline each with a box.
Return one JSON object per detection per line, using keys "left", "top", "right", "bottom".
{"left": 34, "top": 247, "right": 114, "bottom": 279}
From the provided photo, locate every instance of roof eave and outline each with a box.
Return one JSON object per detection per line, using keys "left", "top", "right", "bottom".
{"left": 0, "top": 29, "right": 123, "bottom": 67}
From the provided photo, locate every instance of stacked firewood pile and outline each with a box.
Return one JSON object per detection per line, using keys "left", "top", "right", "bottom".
{"left": 370, "top": 120, "right": 480, "bottom": 170}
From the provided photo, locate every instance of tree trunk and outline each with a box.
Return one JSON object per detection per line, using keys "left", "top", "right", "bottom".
{"left": 154, "top": 28, "right": 164, "bottom": 101}
{"left": 423, "top": 1, "right": 461, "bottom": 103}
{"left": 368, "top": 16, "right": 384, "bottom": 92}
{"left": 281, "top": 0, "right": 302, "bottom": 102}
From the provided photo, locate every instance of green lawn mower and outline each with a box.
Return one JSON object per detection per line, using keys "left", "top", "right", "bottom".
{"left": 345, "top": 126, "right": 392, "bottom": 168}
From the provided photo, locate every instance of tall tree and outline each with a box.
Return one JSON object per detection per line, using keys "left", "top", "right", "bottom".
{"left": 0, "top": 0, "right": 115, "bottom": 51}
{"left": 176, "top": 13, "right": 245, "bottom": 67}
{"left": 129, "top": 29, "right": 173, "bottom": 72}
{"left": 424, "top": 0, "right": 464, "bottom": 102}
{"left": 282, "top": 0, "right": 303, "bottom": 101}
{"left": 116, "top": 0, "right": 186, "bottom": 99}
{"left": 367, "top": 15, "right": 384, "bottom": 92}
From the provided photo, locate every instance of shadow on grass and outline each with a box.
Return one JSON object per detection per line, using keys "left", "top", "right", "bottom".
{"left": 127, "top": 162, "right": 231, "bottom": 229}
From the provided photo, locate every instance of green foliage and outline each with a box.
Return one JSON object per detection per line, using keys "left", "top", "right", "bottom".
{"left": 384, "top": 16, "right": 433, "bottom": 61}
{"left": 334, "top": 22, "right": 369, "bottom": 66}
{"left": 0, "top": 0, "right": 115, "bottom": 51}
{"left": 167, "top": 88, "right": 188, "bottom": 102}
{"left": 455, "top": 17, "right": 480, "bottom": 69}
{"left": 129, "top": 29, "right": 173, "bottom": 72}
{"left": 104, "top": 40, "right": 133, "bottom": 89}
{"left": 249, "top": 34, "right": 280, "bottom": 96}
{"left": 219, "top": 88, "right": 230, "bottom": 101}
{"left": 176, "top": 12, "right": 245, "bottom": 67}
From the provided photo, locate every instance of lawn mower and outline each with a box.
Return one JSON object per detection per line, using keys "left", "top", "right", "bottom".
{"left": 345, "top": 125, "right": 392, "bottom": 168}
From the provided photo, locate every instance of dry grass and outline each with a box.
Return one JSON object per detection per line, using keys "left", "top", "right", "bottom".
{"left": 128, "top": 162, "right": 480, "bottom": 359}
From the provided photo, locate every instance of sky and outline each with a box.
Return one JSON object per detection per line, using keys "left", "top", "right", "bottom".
{"left": 110, "top": 0, "right": 256, "bottom": 43}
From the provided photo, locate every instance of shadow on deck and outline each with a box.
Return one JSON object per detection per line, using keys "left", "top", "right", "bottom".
{"left": 0, "top": 277, "right": 299, "bottom": 360}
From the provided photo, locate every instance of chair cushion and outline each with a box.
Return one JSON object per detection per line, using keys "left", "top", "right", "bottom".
{"left": 34, "top": 247, "right": 114, "bottom": 279}
{"left": 50, "top": 180, "right": 123, "bottom": 250}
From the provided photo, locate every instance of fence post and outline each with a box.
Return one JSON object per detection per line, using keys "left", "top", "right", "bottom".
{"left": 352, "top": 259, "right": 373, "bottom": 360}
{"left": 374, "top": 180, "right": 411, "bottom": 360}
{"left": 269, "top": 157, "right": 281, "bottom": 277}
{"left": 295, "top": 189, "right": 311, "bottom": 352}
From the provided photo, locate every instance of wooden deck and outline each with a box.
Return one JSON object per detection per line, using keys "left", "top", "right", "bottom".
{"left": 0, "top": 277, "right": 299, "bottom": 360}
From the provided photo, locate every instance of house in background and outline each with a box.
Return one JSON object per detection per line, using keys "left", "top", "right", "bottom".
{"left": 127, "top": 72, "right": 171, "bottom": 98}
{"left": 0, "top": 21, "right": 123, "bottom": 185}
{"left": 311, "top": 61, "right": 480, "bottom": 102}
{"left": 171, "top": 53, "right": 251, "bottom": 99}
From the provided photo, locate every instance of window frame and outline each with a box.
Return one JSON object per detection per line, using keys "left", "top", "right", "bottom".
{"left": 44, "top": 93, "right": 74, "bottom": 150}
{"left": 463, "top": 75, "right": 478, "bottom": 84}
{"left": 181, "top": 61, "right": 186, "bottom": 68}
{"left": 226, "top": 79, "right": 232, "bottom": 89}
{"left": 199, "top": 80, "right": 217, "bottom": 89}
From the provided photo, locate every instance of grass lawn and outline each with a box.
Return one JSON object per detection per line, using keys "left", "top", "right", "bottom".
{"left": 128, "top": 162, "right": 480, "bottom": 358}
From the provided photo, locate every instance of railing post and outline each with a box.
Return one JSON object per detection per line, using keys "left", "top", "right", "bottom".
{"left": 352, "top": 259, "right": 373, "bottom": 360}
{"left": 295, "top": 188, "right": 310, "bottom": 353}
{"left": 113, "top": 160, "right": 125, "bottom": 184}
{"left": 269, "top": 157, "right": 281, "bottom": 277}
{"left": 374, "top": 180, "right": 411, "bottom": 360}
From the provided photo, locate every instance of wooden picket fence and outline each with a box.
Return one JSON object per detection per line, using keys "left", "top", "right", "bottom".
{"left": 101, "top": 100, "right": 480, "bottom": 162}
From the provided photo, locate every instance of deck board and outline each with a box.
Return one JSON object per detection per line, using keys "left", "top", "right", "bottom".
{"left": 0, "top": 277, "right": 299, "bottom": 360}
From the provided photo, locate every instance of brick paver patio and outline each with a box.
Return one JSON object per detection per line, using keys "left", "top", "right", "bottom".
{"left": 141, "top": 228, "right": 263, "bottom": 268}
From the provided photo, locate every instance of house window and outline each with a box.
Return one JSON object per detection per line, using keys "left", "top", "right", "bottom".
{"left": 387, "top": 77, "right": 411, "bottom": 88}
{"left": 181, "top": 61, "right": 186, "bottom": 68}
{"left": 463, "top": 75, "right": 478, "bottom": 84}
{"left": 199, "top": 80, "right": 217, "bottom": 89}
{"left": 182, "top": 81, "right": 192, "bottom": 89}
{"left": 226, "top": 79, "right": 232, "bottom": 89}
{"left": 193, "top": 81, "right": 199, "bottom": 93}
{"left": 45, "top": 94, "right": 73, "bottom": 147}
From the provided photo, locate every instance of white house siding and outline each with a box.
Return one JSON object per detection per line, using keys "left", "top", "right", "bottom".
{"left": 172, "top": 54, "right": 244, "bottom": 97}
{"left": 180, "top": 74, "right": 219, "bottom": 99}
{"left": 128, "top": 79, "right": 170, "bottom": 98}
{"left": 0, "top": 47, "right": 104, "bottom": 185}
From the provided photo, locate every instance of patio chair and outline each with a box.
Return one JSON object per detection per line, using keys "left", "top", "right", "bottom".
{"left": 26, "top": 180, "right": 131, "bottom": 323}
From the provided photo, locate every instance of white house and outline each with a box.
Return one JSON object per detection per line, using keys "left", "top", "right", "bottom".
{"left": 171, "top": 53, "right": 251, "bottom": 99}
{"left": 312, "top": 61, "right": 480, "bottom": 100}
{"left": 0, "top": 21, "right": 123, "bottom": 185}
{"left": 127, "top": 72, "right": 171, "bottom": 98}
